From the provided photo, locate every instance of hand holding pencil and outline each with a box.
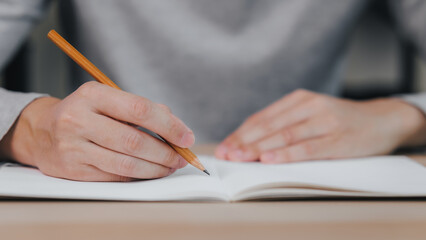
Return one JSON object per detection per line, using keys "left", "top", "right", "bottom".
{"left": 0, "top": 30, "right": 207, "bottom": 181}
{"left": 47, "top": 30, "right": 209, "bottom": 176}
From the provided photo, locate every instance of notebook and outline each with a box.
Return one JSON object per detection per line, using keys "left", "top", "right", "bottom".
{"left": 1, "top": 155, "right": 426, "bottom": 201}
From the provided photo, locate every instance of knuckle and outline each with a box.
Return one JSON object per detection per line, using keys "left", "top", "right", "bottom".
{"left": 54, "top": 103, "right": 85, "bottom": 133}
{"left": 117, "top": 157, "right": 137, "bottom": 176}
{"left": 123, "top": 132, "right": 143, "bottom": 154}
{"left": 55, "top": 111, "right": 78, "bottom": 131}
{"left": 55, "top": 106, "right": 72, "bottom": 122}
{"left": 76, "top": 81, "right": 98, "bottom": 98}
{"left": 131, "top": 99, "right": 152, "bottom": 121}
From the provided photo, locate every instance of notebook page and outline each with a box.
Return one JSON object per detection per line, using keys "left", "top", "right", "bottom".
{"left": 206, "top": 156, "right": 426, "bottom": 200}
{"left": 0, "top": 160, "right": 227, "bottom": 201}
{"left": 232, "top": 188, "right": 393, "bottom": 201}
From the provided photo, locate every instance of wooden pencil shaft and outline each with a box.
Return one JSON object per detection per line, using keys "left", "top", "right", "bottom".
{"left": 167, "top": 142, "right": 204, "bottom": 171}
{"left": 47, "top": 31, "right": 119, "bottom": 89}
{"left": 47, "top": 30, "right": 206, "bottom": 173}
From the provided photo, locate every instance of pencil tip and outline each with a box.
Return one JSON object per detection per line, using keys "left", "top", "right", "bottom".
{"left": 203, "top": 170, "right": 210, "bottom": 176}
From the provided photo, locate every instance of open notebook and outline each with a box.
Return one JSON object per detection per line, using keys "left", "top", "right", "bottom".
{"left": 1, "top": 155, "right": 426, "bottom": 201}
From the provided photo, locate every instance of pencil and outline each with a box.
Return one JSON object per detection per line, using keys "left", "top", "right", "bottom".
{"left": 47, "top": 29, "right": 210, "bottom": 176}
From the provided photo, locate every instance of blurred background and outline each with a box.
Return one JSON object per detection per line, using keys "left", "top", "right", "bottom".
{"left": 1, "top": 1, "right": 426, "bottom": 99}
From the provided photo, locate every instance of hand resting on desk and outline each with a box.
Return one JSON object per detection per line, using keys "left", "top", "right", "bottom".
{"left": 0, "top": 81, "right": 193, "bottom": 181}
{"left": 216, "top": 89, "right": 426, "bottom": 163}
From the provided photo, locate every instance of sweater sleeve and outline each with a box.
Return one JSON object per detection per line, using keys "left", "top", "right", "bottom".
{"left": 398, "top": 94, "right": 426, "bottom": 115}
{"left": 0, "top": 89, "right": 47, "bottom": 139}
{"left": 389, "top": 0, "right": 426, "bottom": 114}
{"left": 0, "top": 0, "right": 50, "bottom": 140}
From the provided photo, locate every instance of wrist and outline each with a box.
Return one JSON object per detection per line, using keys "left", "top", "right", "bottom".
{"left": 0, "top": 97, "right": 60, "bottom": 166}
{"left": 384, "top": 98, "right": 426, "bottom": 148}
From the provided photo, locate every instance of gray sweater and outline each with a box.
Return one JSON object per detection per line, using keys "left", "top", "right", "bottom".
{"left": 1, "top": 0, "right": 426, "bottom": 143}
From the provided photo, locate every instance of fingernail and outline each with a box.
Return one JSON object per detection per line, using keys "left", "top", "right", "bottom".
{"left": 178, "top": 156, "right": 188, "bottom": 168}
{"left": 180, "top": 132, "right": 195, "bottom": 147}
{"left": 229, "top": 149, "right": 244, "bottom": 161}
{"left": 215, "top": 145, "right": 228, "bottom": 158}
{"left": 261, "top": 152, "right": 276, "bottom": 163}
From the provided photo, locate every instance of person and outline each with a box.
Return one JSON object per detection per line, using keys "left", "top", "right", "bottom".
{"left": 0, "top": 0, "right": 425, "bottom": 181}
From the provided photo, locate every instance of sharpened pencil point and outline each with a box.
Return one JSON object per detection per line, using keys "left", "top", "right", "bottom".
{"left": 203, "top": 170, "right": 210, "bottom": 176}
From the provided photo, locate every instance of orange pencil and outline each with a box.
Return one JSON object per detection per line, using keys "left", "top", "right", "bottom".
{"left": 47, "top": 29, "right": 210, "bottom": 176}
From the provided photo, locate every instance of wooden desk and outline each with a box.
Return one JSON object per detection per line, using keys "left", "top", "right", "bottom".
{"left": 1, "top": 145, "right": 425, "bottom": 240}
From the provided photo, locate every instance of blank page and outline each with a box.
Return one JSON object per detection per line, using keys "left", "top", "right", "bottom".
{"left": 0, "top": 159, "right": 226, "bottom": 201}
{"left": 204, "top": 156, "right": 426, "bottom": 199}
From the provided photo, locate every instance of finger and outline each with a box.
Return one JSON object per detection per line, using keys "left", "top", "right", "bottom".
{"left": 241, "top": 101, "right": 319, "bottom": 144}
{"left": 215, "top": 144, "right": 229, "bottom": 159}
{"left": 221, "top": 100, "right": 318, "bottom": 159}
{"left": 77, "top": 81, "right": 194, "bottom": 148}
{"left": 82, "top": 113, "right": 188, "bottom": 169}
{"left": 84, "top": 143, "right": 180, "bottom": 179}
{"left": 50, "top": 163, "right": 134, "bottom": 182}
{"left": 222, "top": 92, "right": 315, "bottom": 148}
{"left": 259, "top": 137, "right": 332, "bottom": 164}
{"left": 242, "top": 89, "right": 314, "bottom": 127}
{"left": 228, "top": 116, "right": 335, "bottom": 162}
{"left": 216, "top": 90, "right": 314, "bottom": 158}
